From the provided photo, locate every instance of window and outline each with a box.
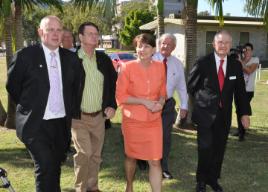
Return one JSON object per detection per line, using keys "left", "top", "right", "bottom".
{"left": 239, "top": 32, "right": 249, "bottom": 45}
{"left": 206, "top": 31, "right": 216, "bottom": 54}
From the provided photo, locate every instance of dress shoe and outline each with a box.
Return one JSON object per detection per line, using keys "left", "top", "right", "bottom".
{"left": 232, "top": 131, "right": 239, "bottom": 137}
{"left": 162, "top": 171, "right": 173, "bottom": 179}
{"left": 207, "top": 181, "right": 223, "bottom": 192}
{"left": 196, "top": 182, "right": 206, "bottom": 192}
{"left": 239, "top": 134, "right": 245, "bottom": 141}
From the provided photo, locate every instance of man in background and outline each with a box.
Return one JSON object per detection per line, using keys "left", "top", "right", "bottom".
{"left": 62, "top": 28, "right": 76, "bottom": 52}
{"left": 153, "top": 33, "right": 188, "bottom": 179}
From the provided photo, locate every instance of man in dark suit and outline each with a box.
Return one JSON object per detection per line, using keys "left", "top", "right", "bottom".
{"left": 188, "top": 30, "right": 250, "bottom": 192}
{"left": 6, "top": 15, "right": 81, "bottom": 192}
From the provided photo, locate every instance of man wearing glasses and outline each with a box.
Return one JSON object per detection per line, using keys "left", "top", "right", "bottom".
{"left": 71, "top": 22, "right": 117, "bottom": 192}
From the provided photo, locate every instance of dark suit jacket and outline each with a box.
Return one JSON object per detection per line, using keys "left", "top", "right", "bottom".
{"left": 6, "top": 45, "right": 81, "bottom": 144}
{"left": 73, "top": 49, "right": 117, "bottom": 119}
{"left": 188, "top": 53, "right": 250, "bottom": 128}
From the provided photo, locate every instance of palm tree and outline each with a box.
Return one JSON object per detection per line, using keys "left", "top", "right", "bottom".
{"left": 72, "top": 0, "right": 116, "bottom": 19}
{"left": 156, "top": 0, "right": 165, "bottom": 38}
{"left": 244, "top": 0, "right": 268, "bottom": 25}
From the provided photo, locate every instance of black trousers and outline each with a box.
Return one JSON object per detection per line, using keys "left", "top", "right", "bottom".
{"left": 196, "top": 109, "right": 230, "bottom": 183}
{"left": 235, "top": 91, "right": 254, "bottom": 136}
{"left": 25, "top": 118, "right": 68, "bottom": 192}
{"left": 161, "top": 98, "right": 176, "bottom": 172}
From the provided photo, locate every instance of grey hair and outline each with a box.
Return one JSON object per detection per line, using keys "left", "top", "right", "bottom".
{"left": 214, "top": 30, "right": 232, "bottom": 42}
{"left": 159, "top": 33, "right": 177, "bottom": 46}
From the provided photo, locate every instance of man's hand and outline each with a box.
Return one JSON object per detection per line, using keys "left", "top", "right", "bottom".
{"left": 241, "top": 115, "right": 250, "bottom": 129}
{"left": 180, "top": 109, "right": 188, "bottom": 119}
{"left": 104, "top": 107, "right": 116, "bottom": 119}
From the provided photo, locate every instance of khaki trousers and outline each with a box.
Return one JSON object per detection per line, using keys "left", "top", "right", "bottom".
{"left": 72, "top": 113, "right": 105, "bottom": 192}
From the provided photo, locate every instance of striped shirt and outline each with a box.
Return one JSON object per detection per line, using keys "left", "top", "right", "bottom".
{"left": 78, "top": 49, "right": 104, "bottom": 113}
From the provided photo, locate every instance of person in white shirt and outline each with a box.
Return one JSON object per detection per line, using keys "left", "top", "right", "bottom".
{"left": 234, "top": 42, "right": 259, "bottom": 141}
{"left": 153, "top": 33, "right": 188, "bottom": 179}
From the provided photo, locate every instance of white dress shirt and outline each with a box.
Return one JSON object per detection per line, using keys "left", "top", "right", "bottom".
{"left": 42, "top": 44, "right": 66, "bottom": 120}
{"left": 214, "top": 52, "right": 227, "bottom": 75}
{"left": 153, "top": 52, "right": 188, "bottom": 110}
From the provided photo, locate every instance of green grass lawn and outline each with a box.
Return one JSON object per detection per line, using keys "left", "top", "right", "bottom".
{"left": 0, "top": 56, "right": 268, "bottom": 192}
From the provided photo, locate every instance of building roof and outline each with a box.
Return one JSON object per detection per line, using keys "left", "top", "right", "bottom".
{"left": 140, "top": 16, "right": 264, "bottom": 30}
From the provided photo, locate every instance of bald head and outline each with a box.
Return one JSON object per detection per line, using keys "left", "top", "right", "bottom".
{"left": 213, "top": 30, "right": 232, "bottom": 58}
{"left": 38, "top": 15, "right": 63, "bottom": 50}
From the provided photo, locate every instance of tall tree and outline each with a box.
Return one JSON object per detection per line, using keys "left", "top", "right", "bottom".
{"left": 119, "top": 9, "right": 155, "bottom": 47}
{"left": 72, "top": 0, "right": 116, "bottom": 19}
{"left": 156, "top": 0, "right": 165, "bottom": 38}
{"left": 244, "top": 0, "right": 268, "bottom": 27}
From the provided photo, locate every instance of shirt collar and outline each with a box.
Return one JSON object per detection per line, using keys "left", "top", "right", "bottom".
{"left": 42, "top": 43, "right": 59, "bottom": 56}
{"left": 78, "top": 48, "right": 96, "bottom": 60}
{"left": 214, "top": 52, "right": 227, "bottom": 62}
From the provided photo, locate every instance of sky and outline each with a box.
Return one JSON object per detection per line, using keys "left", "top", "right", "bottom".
{"left": 63, "top": 0, "right": 251, "bottom": 17}
{"left": 198, "top": 0, "right": 250, "bottom": 17}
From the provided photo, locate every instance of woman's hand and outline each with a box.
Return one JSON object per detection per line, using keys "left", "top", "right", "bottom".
{"left": 151, "top": 102, "right": 163, "bottom": 113}
{"left": 143, "top": 100, "right": 158, "bottom": 111}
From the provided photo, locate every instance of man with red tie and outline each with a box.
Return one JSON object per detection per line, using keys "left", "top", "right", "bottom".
{"left": 188, "top": 30, "right": 250, "bottom": 192}
{"left": 153, "top": 34, "right": 188, "bottom": 179}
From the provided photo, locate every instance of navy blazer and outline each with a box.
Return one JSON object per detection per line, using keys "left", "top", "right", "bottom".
{"left": 188, "top": 53, "right": 250, "bottom": 128}
{"left": 6, "top": 45, "right": 81, "bottom": 144}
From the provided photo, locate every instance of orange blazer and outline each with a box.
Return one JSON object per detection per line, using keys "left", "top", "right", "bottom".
{"left": 116, "top": 60, "right": 166, "bottom": 122}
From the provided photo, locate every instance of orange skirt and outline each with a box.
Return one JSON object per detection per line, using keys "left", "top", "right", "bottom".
{"left": 121, "top": 116, "right": 163, "bottom": 160}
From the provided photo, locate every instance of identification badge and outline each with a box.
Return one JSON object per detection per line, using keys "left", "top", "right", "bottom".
{"left": 229, "top": 76, "right": 236, "bottom": 80}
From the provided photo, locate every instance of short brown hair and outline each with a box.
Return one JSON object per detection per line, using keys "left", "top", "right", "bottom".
{"left": 133, "top": 33, "right": 156, "bottom": 48}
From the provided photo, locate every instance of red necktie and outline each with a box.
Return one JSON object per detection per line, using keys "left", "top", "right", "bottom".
{"left": 218, "top": 59, "right": 225, "bottom": 92}
{"left": 163, "top": 57, "right": 167, "bottom": 77}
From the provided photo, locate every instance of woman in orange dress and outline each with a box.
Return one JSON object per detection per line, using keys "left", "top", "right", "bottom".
{"left": 116, "top": 33, "right": 166, "bottom": 192}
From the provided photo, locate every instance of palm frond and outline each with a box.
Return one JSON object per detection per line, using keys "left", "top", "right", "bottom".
{"left": 207, "top": 0, "right": 225, "bottom": 26}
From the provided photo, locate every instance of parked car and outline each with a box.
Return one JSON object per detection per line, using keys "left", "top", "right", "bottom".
{"left": 108, "top": 52, "right": 136, "bottom": 72}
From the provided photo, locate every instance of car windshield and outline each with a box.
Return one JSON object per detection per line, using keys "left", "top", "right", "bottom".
{"left": 118, "top": 53, "right": 136, "bottom": 60}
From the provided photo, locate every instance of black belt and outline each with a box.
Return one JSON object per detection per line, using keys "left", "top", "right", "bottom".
{"left": 82, "top": 110, "right": 101, "bottom": 117}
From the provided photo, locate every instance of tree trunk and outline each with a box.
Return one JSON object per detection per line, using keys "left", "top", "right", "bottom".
{"left": 156, "top": 0, "right": 164, "bottom": 38}
{"left": 4, "top": 13, "right": 16, "bottom": 129}
{"left": 157, "top": 14, "right": 165, "bottom": 38}
{"left": 185, "top": 4, "right": 197, "bottom": 76}
{"left": 0, "top": 99, "right": 7, "bottom": 126}
{"left": 184, "top": 2, "right": 197, "bottom": 125}
{"left": 15, "top": 5, "right": 24, "bottom": 50}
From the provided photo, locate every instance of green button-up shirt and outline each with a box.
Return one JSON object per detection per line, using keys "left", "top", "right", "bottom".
{"left": 78, "top": 49, "right": 104, "bottom": 113}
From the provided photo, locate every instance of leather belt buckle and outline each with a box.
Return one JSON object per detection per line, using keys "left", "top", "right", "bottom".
{"left": 82, "top": 110, "right": 101, "bottom": 117}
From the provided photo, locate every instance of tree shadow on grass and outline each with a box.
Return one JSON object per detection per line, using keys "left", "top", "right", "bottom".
{"left": 0, "top": 147, "right": 32, "bottom": 168}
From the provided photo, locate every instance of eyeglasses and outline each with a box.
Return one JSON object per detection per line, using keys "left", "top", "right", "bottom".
{"left": 84, "top": 32, "right": 99, "bottom": 37}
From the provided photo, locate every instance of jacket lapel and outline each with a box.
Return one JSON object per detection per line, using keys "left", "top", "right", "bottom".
{"left": 37, "top": 45, "right": 50, "bottom": 87}
{"left": 59, "top": 48, "right": 67, "bottom": 98}
{"left": 222, "top": 56, "right": 232, "bottom": 93}
{"left": 209, "top": 53, "right": 220, "bottom": 93}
